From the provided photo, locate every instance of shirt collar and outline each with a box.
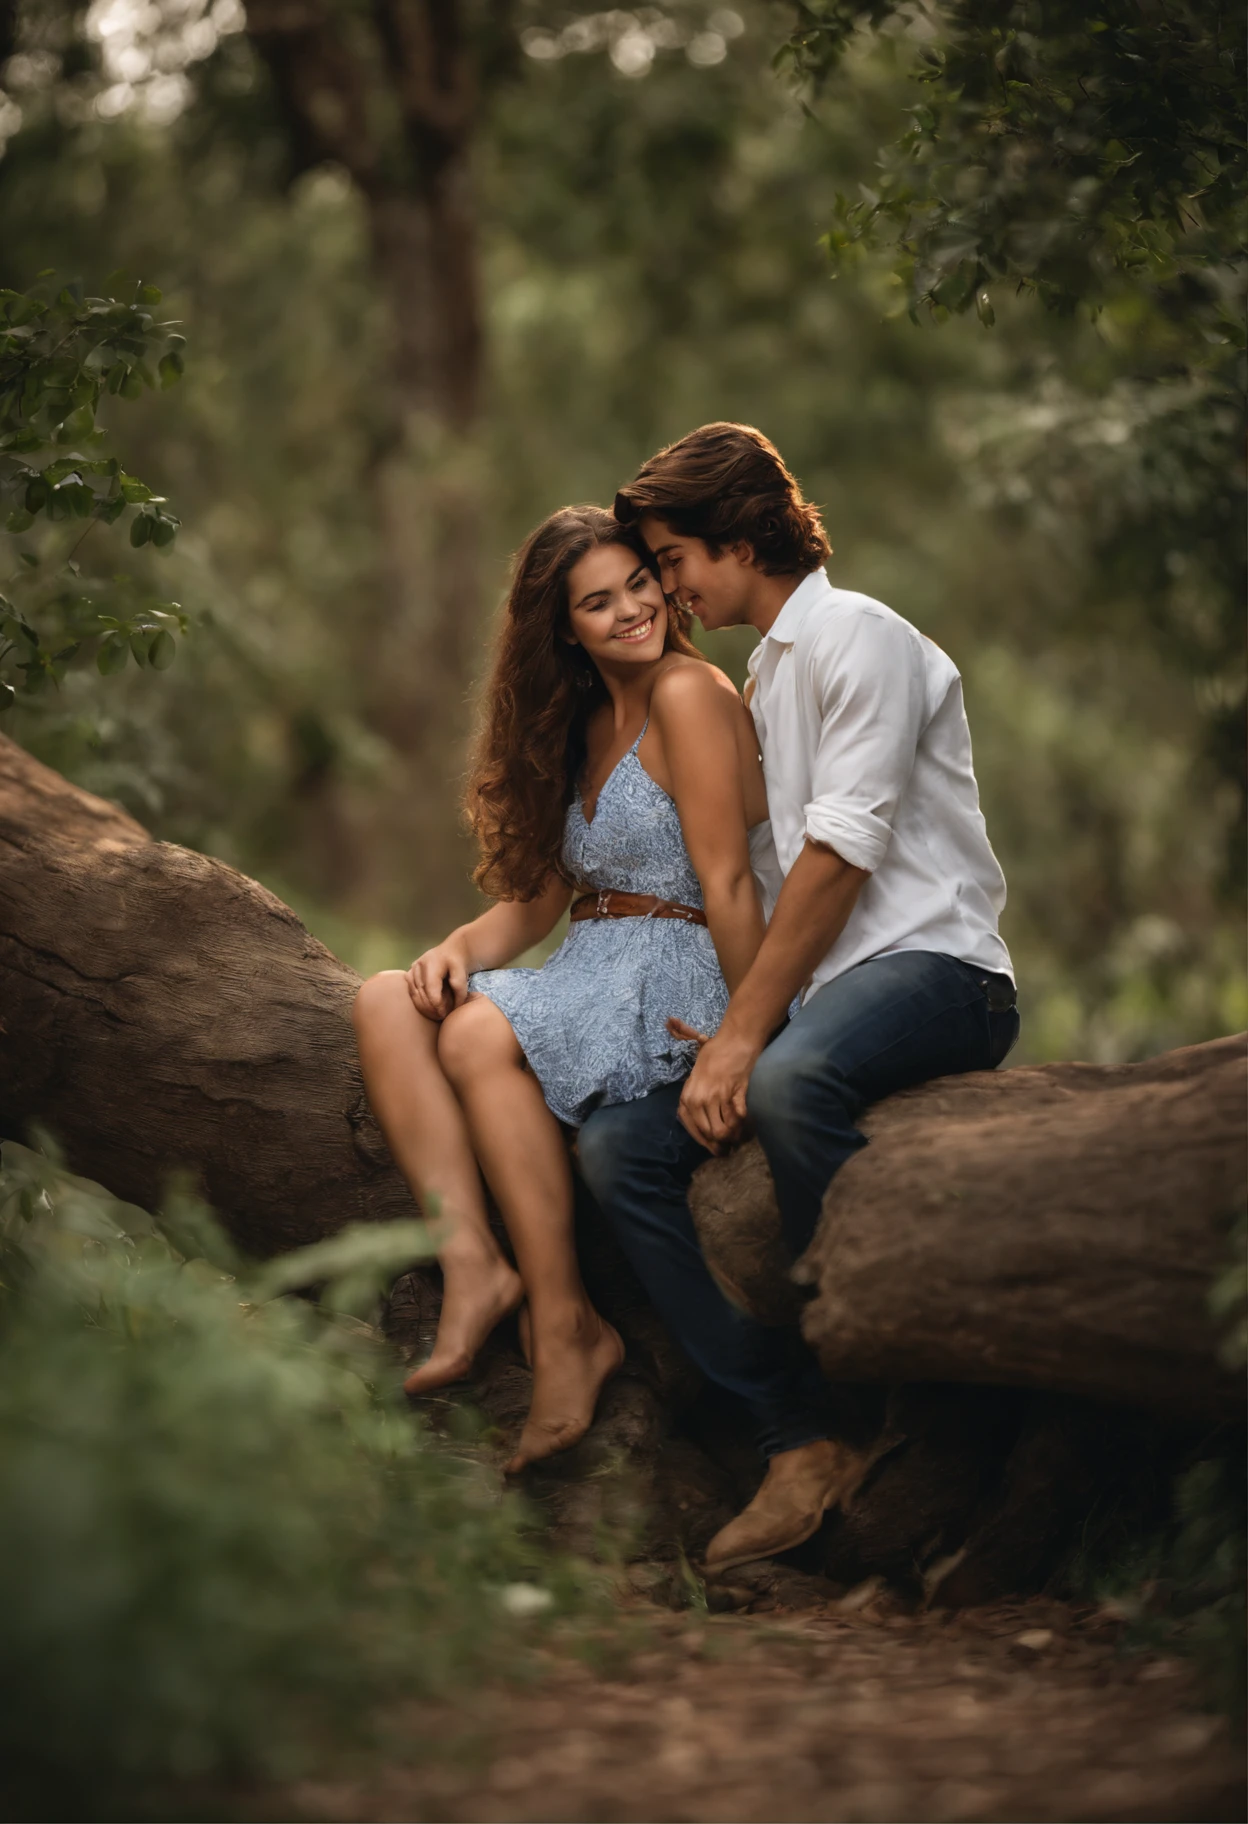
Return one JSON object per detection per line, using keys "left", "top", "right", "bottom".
{"left": 760, "top": 569, "right": 829, "bottom": 648}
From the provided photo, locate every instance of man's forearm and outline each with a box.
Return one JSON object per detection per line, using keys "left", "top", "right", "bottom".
{"left": 718, "top": 841, "right": 867, "bottom": 1048}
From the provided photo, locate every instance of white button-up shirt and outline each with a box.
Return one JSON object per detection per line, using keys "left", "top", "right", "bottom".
{"left": 747, "top": 569, "right": 1013, "bottom": 999}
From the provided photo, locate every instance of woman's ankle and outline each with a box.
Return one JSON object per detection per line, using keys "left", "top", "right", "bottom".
{"left": 439, "top": 1233, "right": 513, "bottom": 1276}
{"left": 527, "top": 1298, "right": 604, "bottom": 1347}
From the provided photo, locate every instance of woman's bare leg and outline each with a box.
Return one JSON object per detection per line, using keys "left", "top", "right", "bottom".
{"left": 352, "top": 972, "right": 522, "bottom": 1394}
{"left": 437, "top": 997, "right": 623, "bottom": 1472}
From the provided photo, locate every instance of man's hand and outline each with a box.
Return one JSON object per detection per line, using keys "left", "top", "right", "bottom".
{"left": 676, "top": 1026, "right": 764, "bottom": 1153}
{"left": 671, "top": 840, "right": 868, "bottom": 1151}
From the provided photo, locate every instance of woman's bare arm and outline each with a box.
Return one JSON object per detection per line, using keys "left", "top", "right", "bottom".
{"left": 648, "top": 665, "right": 765, "bottom": 995}
{"left": 407, "top": 875, "right": 573, "bottom": 1019}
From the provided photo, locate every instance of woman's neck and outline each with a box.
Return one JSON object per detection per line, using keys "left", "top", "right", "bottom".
{"left": 594, "top": 654, "right": 669, "bottom": 733}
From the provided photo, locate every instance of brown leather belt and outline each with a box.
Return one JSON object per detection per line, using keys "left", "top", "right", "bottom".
{"left": 570, "top": 889, "right": 707, "bottom": 927}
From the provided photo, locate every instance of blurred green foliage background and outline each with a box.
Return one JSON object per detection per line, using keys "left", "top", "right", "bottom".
{"left": 0, "top": 0, "right": 1243, "bottom": 1062}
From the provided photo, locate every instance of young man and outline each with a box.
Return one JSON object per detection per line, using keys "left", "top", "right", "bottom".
{"left": 577, "top": 422, "right": 1019, "bottom": 1573}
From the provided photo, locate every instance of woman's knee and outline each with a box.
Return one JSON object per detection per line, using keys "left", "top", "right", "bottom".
{"left": 436, "top": 996, "right": 514, "bottom": 1083}
{"left": 351, "top": 969, "right": 409, "bottom": 1032}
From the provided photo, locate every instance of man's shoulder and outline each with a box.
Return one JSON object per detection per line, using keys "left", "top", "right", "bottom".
{"left": 794, "top": 583, "right": 918, "bottom": 654}
{"left": 797, "top": 582, "right": 959, "bottom": 681}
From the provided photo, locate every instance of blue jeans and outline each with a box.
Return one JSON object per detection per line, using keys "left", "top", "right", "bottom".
{"left": 577, "top": 950, "right": 1019, "bottom": 1458}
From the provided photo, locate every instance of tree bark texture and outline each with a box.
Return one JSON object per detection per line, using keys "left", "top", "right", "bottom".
{"left": 3, "top": 733, "right": 1243, "bottom": 1604}
{"left": 0, "top": 735, "right": 415, "bottom": 1255}
{"left": 688, "top": 1038, "right": 1247, "bottom": 1425}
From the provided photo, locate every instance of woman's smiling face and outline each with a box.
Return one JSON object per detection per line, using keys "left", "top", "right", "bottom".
{"left": 564, "top": 541, "right": 668, "bottom": 670}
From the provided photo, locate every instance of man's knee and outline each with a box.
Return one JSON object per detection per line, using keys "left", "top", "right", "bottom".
{"left": 576, "top": 1105, "right": 635, "bottom": 1204}
{"left": 745, "top": 1047, "right": 805, "bottom": 1137}
{"left": 578, "top": 1089, "right": 689, "bottom": 1212}
{"left": 746, "top": 1044, "right": 858, "bottom": 1143}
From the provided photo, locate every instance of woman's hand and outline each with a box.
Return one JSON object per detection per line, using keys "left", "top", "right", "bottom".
{"left": 666, "top": 1015, "right": 710, "bottom": 1049}
{"left": 406, "top": 937, "right": 472, "bottom": 1021}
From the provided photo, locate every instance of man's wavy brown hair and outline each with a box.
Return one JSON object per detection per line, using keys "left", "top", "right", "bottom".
{"left": 465, "top": 505, "right": 702, "bottom": 902}
{"left": 614, "top": 422, "right": 831, "bottom": 574}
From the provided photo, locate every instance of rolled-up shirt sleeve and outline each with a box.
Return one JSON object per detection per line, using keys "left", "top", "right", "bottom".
{"left": 801, "top": 608, "right": 926, "bottom": 873}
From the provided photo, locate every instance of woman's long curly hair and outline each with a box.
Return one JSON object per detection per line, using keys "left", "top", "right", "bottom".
{"left": 466, "top": 505, "right": 703, "bottom": 902}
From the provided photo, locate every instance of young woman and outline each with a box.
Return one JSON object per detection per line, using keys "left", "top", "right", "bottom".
{"left": 352, "top": 505, "right": 771, "bottom": 1472}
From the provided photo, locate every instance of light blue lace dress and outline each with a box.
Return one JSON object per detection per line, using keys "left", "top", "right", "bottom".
{"left": 467, "top": 724, "right": 730, "bottom": 1127}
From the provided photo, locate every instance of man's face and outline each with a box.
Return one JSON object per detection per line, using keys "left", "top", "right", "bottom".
{"left": 638, "top": 515, "right": 754, "bottom": 632}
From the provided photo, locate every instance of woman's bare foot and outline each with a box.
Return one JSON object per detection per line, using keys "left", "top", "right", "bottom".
{"left": 504, "top": 1308, "right": 624, "bottom": 1473}
{"left": 403, "top": 1246, "right": 523, "bottom": 1398}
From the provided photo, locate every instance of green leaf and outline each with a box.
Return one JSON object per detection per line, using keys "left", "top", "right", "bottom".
{"left": 248, "top": 1220, "right": 436, "bottom": 1305}
{"left": 119, "top": 369, "right": 144, "bottom": 401}
{"left": 129, "top": 632, "right": 150, "bottom": 667}
{"left": 130, "top": 513, "right": 153, "bottom": 548}
{"left": 147, "top": 628, "right": 176, "bottom": 670}
{"left": 96, "top": 495, "right": 126, "bottom": 525}
{"left": 61, "top": 480, "right": 94, "bottom": 518}
{"left": 158, "top": 351, "right": 184, "bottom": 389}
{"left": 96, "top": 635, "right": 129, "bottom": 676}
{"left": 18, "top": 552, "right": 38, "bottom": 568}
{"left": 151, "top": 514, "right": 178, "bottom": 548}
{"left": 5, "top": 509, "right": 33, "bottom": 533}
{"left": 137, "top": 283, "right": 162, "bottom": 305}
{"left": 2, "top": 615, "right": 36, "bottom": 651}
{"left": 118, "top": 474, "right": 152, "bottom": 504}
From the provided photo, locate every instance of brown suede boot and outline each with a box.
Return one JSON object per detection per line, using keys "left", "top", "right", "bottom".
{"left": 703, "top": 1439, "right": 866, "bottom": 1575}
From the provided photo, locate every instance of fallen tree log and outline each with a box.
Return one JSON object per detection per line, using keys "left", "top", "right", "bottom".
{"left": 2, "top": 731, "right": 1242, "bottom": 1602}
{"left": 0, "top": 733, "right": 414, "bottom": 1256}
{"left": 688, "top": 1037, "right": 1247, "bottom": 1425}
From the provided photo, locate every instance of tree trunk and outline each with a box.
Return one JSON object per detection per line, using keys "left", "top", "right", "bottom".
{"left": 242, "top": 0, "right": 512, "bottom": 931}
{"left": 3, "top": 732, "right": 1242, "bottom": 1603}
{"left": 688, "top": 1038, "right": 1247, "bottom": 1425}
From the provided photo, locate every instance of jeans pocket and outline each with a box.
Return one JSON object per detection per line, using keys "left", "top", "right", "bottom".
{"left": 989, "top": 1006, "right": 1021, "bottom": 1068}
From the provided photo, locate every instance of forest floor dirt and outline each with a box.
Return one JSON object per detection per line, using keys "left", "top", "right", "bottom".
{"left": 276, "top": 1591, "right": 1245, "bottom": 1824}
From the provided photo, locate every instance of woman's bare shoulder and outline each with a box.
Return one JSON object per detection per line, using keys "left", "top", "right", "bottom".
{"left": 651, "top": 657, "right": 742, "bottom": 719}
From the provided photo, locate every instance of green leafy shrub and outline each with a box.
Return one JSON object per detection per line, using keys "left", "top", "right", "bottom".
{"left": 0, "top": 278, "right": 189, "bottom": 709}
{"left": 0, "top": 1140, "right": 578, "bottom": 1816}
